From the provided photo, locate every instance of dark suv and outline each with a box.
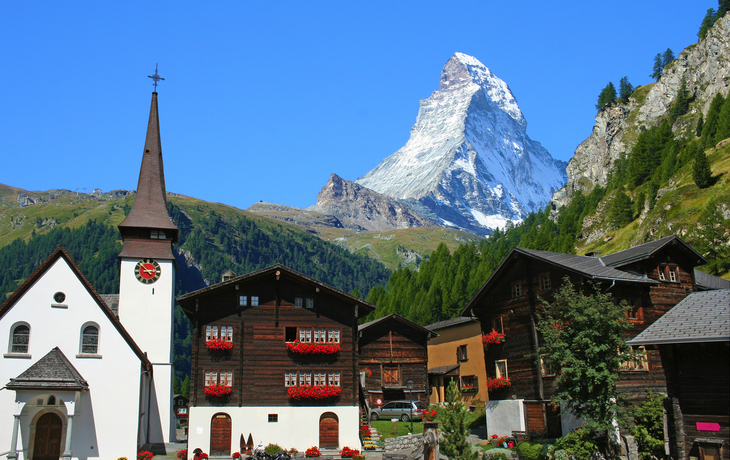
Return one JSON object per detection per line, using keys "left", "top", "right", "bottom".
{"left": 370, "top": 400, "right": 427, "bottom": 422}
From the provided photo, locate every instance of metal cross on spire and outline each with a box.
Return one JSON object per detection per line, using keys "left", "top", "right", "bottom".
{"left": 148, "top": 63, "right": 165, "bottom": 91}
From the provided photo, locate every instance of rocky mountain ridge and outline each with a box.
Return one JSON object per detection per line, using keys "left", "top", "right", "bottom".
{"left": 551, "top": 14, "right": 730, "bottom": 209}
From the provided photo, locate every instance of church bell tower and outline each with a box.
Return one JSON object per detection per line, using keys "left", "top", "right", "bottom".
{"left": 117, "top": 69, "right": 178, "bottom": 444}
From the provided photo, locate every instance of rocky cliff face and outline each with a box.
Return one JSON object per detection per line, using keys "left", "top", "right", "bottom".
{"left": 309, "top": 174, "right": 435, "bottom": 232}
{"left": 552, "top": 15, "right": 730, "bottom": 209}
{"left": 355, "top": 53, "right": 567, "bottom": 235}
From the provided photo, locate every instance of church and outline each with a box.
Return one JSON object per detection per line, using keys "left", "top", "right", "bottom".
{"left": 0, "top": 77, "right": 178, "bottom": 459}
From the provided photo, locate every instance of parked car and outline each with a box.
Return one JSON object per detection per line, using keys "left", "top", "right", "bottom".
{"left": 370, "top": 400, "right": 427, "bottom": 422}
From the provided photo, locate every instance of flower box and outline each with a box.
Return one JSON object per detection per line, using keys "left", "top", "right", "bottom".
{"left": 305, "top": 447, "right": 321, "bottom": 457}
{"left": 460, "top": 385, "right": 477, "bottom": 392}
{"left": 361, "top": 367, "right": 372, "bottom": 379}
{"left": 285, "top": 340, "right": 341, "bottom": 355}
{"left": 287, "top": 385, "right": 342, "bottom": 400}
{"left": 340, "top": 447, "right": 360, "bottom": 458}
{"left": 204, "top": 384, "right": 232, "bottom": 397}
{"left": 482, "top": 330, "right": 506, "bottom": 345}
{"left": 206, "top": 338, "right": 234, "bottom": 351}
{"left": 422, "top": 408, "right": 438, "bottom": 422}
{"left": 486, "top": 377, "right": 511, "bottom": 391}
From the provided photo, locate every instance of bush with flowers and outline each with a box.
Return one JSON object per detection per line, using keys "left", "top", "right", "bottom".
{"left": 138, "top": 452, "right": 154, "bottom": 460}
{"left": 361, "top": 367, "right": 372, "bottom": 379}
{"left": 193, "top": 453, "right": 208, "bottom": 460}
{"left": 459, "top": 384, "right": 476, "bottom": 392}
{"left": 352, "top": 454, "right": 366, "bottom": 460}
{"left": 482, "top": 329, "right": 506, "bottom": 345}
{"left": 204, "top": 384, "right": 232, "bottom": 397}
{"left": 287, "top": 385, "right": 342, "bottom": 400}
{"left": 340, "top": 447, "right": 359, "bottom": 458}
{"left": 305, "top": 446, "right": 321, "bottom": 457}
{"left": 206, "top": 338, "right": 234, "bottom": 351}
{"left": 176, "top": 450, "right": 187, "bottom": 460}
{"left": 285, "top": 340, "right": 341, "bottom": 355}
{"left": 486, "top": 376, "right": 511, "bottom": 391}
{"left": 422, "top": 408, "right": 438, "bottom": 422}
{"left": 232, "top": 453, "right": 241, "bottom": 459}
{"left": 360, "top": 424, "right": 371, "bottom": 438}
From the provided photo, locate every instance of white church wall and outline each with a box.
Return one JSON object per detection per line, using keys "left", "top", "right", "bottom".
{"left": 0, "top": 257, "right": 144, "bottom": 460}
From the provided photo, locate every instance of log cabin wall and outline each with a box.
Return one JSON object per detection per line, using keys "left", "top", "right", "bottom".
{"left": 188, "top": 272, "right": 359, "bottom": 408}
{"left": 359, "top": 318, "right": 429, "bottom": 406}
{"left": 661, "top": 342, "right": 730, "bottom": 460}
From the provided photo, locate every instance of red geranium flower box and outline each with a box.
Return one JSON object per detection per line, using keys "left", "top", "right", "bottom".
{"left": 207, "top": 338, "right": 234, "bottom": 351}
{"left": 204, "top": 384, "right": 233, "bottom": 397}
{"left": 486, "top": 377, "right": 511, "bottom": 391}
{"left": 287, "top": 385, "right": 342, "bottom": 400}
{"left": 482, "top": 330, "right": 506, "bottom": 345}
{"left": 285, "top": 340, "right": 341, "bottom": 355}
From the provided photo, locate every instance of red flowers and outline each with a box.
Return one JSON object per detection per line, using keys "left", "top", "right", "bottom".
{"left": 340, "top": 447, "right": 359, "bottom": 458}
{"left": 287, "top": 385, "right": 342, "bottom": 400}
{"left": 138, "top": 451, "right": 154, "bottom": 460}
{"left": 232, "top": 453, "right": 241, "bottom": 458}
{"left": 482, "top": 329, "right": 506, "bottom": 345}
{"left": 422, "top": 408, "right": 438, "bottom": 422}
{"left": 361, "top": 367, "right": 372, "bottom": 378}
{"left": 305, "top": 447, "right": 321, "bottom": 457}
{"left": 486, "top": 376, "right": 511, "bottom": 391}
{"left": 207, "top": 338, "right": 234, "bottom": 351}
{"left": 286, "top": 340, "right": 341, "bottom": 355}
{"left": 204, "top": 384, "right": 233, "bottom": 397}
{"left": 460, "top": 384, "right": 476, "bottom": 392}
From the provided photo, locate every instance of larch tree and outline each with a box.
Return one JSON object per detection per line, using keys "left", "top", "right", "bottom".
{"left": 693, "top": 148, "right": 713, "bottom": 189}
{"left": 596, "top": 82, "right": 617, "bottom": 110}
{"left": 619, "top": 76, "right": 634, "bottom": 102}
{"left": 440, "top": 380, "right": 479, "bottom": 460}
{"left": 651, "top": 53, "right": 663, "bottom": 80}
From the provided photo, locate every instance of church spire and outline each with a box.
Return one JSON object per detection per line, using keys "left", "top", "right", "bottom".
{"left": 118, "top": 89, "right": 179, "bottom": 259}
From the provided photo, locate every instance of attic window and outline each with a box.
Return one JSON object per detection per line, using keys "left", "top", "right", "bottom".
{"left": 668, "top": 267, "right": 678, "bottom": 282}
{"left": 295, "top": 297, "right": 303, "bottom": 308}
{"left": 625, "top": 299, "right": 644, "bottom": 323}
{"left": 658, "top": 267, "right": 666, "bottom": 281}
{"left": 150, "top": 230, "right": 166, "bottom": 240}
{"left": 306, "top": 298, "right": 314, "bottom": 308}
{"left": 512, "top": 282, "right": 523, "bottom": 298}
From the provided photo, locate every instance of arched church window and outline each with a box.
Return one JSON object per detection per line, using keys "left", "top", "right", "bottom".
{"left": 10, "top": 323, "right": 30, "bottom": 353}
{"left": 81, "top": 324, "right": 99, "bottom": 354}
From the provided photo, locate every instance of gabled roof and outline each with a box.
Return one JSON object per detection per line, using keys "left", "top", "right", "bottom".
{"left": 118, "top": 92, "right": 179, "bottom": 241}
{"left": 0, "top": 246, "right": 151, "bottom": 370}
{"left": 425, "top": 316, "right": 478, "bottom": 331}
{"left": 461, "top": 246, "right": 657, "bottom": 316}
{"left": 628, "top": 290, "right": 730, "bottom": 346}
{"left": 177, "top": 263, "right": 377, "bottom": 319}
{"left": 359, "top": 314, "right": 436, "bottom": 338}
{"left": 599, "top": 235, "right": 705, "bottom": 267}
{"left": 694, "top": 269, "right": 730, "bottom": 290}
{"left": 7, "top": 347, "right": 89, "bottom": 390}
{"left": 427, "top": 364, "right": 460, "bottom": 376}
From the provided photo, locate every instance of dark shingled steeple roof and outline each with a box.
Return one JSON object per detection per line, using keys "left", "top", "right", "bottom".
{"left": 118, "top": 92, "right": 179, "bottom": 242}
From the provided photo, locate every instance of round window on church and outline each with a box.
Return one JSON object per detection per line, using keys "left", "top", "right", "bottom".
{"left": 53, "top": 292, "right": 66, "bottom": 304}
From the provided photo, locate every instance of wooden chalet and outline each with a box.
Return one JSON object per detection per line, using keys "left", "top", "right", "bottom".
{"left": 629, "top": 289, "right": 730, "bottom": 460}
{"left": 462, "top": 235, "right": 707, "bottom": 437}
{"left": 177, "top": 264, "right": 376, "bottom": 455}
{"left": 358, "top": 314, "right": 434, "bottom": 412}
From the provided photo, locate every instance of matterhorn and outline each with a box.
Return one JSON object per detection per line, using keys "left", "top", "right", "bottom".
{"left": 354, "top": 53, "right": 567, "bottom": 235}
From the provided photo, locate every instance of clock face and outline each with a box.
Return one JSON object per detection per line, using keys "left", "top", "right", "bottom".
{"left": 135, "top": 259, "right": 161, "bottom": 284}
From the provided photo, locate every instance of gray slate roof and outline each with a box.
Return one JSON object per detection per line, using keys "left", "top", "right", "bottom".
{"left": 425, "top": 316, "right": 478, "bottom": 331}
{"left": 694, "top": 270, "right": 730, "bottom": 290}
{"left": 7, "top": 347, "right": 89, "bottom": 390}
{"left": 427, "top": 364, "right": 460, "bottom": 375}
{"left": 628, "top": 290, "right": 730, "bottom": 346}
{"left": 600, "top": 235, "right": 704, "bottom": 267}
{"left": 517, "top": 248, "right": 657, "bottom": 284}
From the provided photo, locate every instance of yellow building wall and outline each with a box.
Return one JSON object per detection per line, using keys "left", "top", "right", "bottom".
{"left": 427, "top": 320, "right": 489, "bottom": 404}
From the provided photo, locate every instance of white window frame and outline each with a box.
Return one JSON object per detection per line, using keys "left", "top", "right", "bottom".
{"left": 221, "top": 326, "right": 233, "bottom": 342}
{"left": 285, "top": 371, "right": 297, "bottom": 387}
{"left": 220, "top": 370, "right": 233, "bottom": 386}
{"left": 206, "top": 326, "right": 219, "bottom": 341}
{"left": 314, "top": 327, "right": 326, "bottom": 343}
{"left": 668, "top": 268, "right": 677, "bottom": 282}
{"left": 328, "top": 328, "right": 340, "bottom": 343}
{"left": 495, "top": 359, "right": 509, "bottom": 379}
{"left": 328, "top": 372, "right": 340, "bottom": 387}
{"left": 205, "top": 371, "right": 218, "bottom": 387}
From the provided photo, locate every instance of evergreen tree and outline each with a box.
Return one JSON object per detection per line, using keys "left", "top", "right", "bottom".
{"left": 596, "top": 82, "right": 617, "bottom": 110}
{"left": 440, "top": 381, "right": 479, "bottom": 460}
{"left": 693, "top": 149, "right": 713, "bottom": 189}
{"left": 537, "top": 279, "right": 633, "bottom": 432}
{"left": 181, "top": 375, "right": 191, "bottom": 399}
{"left": 608, "top": 191, "right": 634, "bottom": 228}
{"left": 651, "top": 53, "right": 663, "bottom": 80}
{"left": 695, "top": 199, "right": 730, "bottom": 275}
{"left": 702, "top": 93, "right": 726, "bottom": 146}
{"left": 669, "top": 77, "right": 690, "bottom": 123}
{"left": 619, "top": 76, "right": 634, "bottom": 102}
{"left": 662, "top": 48, "right": 675, "bottom": 68}
{"left": 699, "top": 8, "right": 717, "bottom": 39}
{"left": 696, "top": 114, "right": 704, "bottom": 137}
{"left": 719, "top": 0, "right": 730, "bottom": 18}
{"left": 714, "top": 91, "right": 730, "bottom": 143}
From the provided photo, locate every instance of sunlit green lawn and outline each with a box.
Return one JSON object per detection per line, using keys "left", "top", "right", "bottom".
{"left": 371, "top": 420, "right": 424, "bottom": 439}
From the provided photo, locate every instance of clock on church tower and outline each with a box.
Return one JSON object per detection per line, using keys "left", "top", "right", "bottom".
{"left": 116, "top": 84, "right": 179, "bottom": 445}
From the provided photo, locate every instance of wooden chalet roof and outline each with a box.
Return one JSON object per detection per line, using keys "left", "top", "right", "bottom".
{"left": 7, "top": 347, "right": 89, "bottom": 391}
{"left": 177, "top": 263, "right": 377, "bottom": 321}
{"left": 628, "top": 289, "right": 730, "bottom": 346}
{"left": 0, "top": 246, "right": 151, "bottom": 370}
{"left": 694, "top": 269, "right": 730, "bottom": 291}
{"left": 359, "top": 313, "right": 437, "bottom": 338}
{"left": 118, "top": 92, "right": 179, "bottom": 241}
{"left": 599, "top": 235, "right": 705, "bottom": 267}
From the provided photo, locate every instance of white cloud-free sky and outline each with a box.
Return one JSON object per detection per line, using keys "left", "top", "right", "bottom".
{"left": 0, "top": 1, "right": 711, "bottom": 210}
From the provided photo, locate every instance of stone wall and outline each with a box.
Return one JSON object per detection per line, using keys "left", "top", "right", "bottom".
{"left": 384, "top": 433, "right": 421, "bottom": 452}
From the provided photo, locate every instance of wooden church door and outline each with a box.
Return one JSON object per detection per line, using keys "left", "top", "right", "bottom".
{"left": 319, "top": 412, "right": 339, "bottom": 448}
{"left": 210, "top": 413, "right": 232, "bottom": 456}
{"left": 33, "top": 412, "right": 62, "bottom": 460}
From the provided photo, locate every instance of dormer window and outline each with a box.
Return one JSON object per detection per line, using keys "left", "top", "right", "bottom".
{"left": 668, "top": 268, "right": 678, "bottom": 282}
{"left": 150, "top": 230, "right": 166, "bottom": 240}
{"left": 512, "top": 282, "right": 523, "bottom": 298}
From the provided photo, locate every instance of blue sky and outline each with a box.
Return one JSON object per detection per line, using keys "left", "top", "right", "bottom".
{"left": 1, "top": 1, "right": 712, "bottom": 210}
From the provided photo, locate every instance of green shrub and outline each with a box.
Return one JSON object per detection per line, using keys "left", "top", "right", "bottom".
{"left": 552, "top": 428, "right": 597, "bottom": 459}
{"left": 516, "top": 441, "right": 543, "bottom": 460}
{"left": 632, "top": 390, "right": 667, "bottom": 459}
{"left": 489, "top": 452, "right": 507, "bottom": 460}
{"left": 265, "top": 444, "right": 283, "bottom": 455}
